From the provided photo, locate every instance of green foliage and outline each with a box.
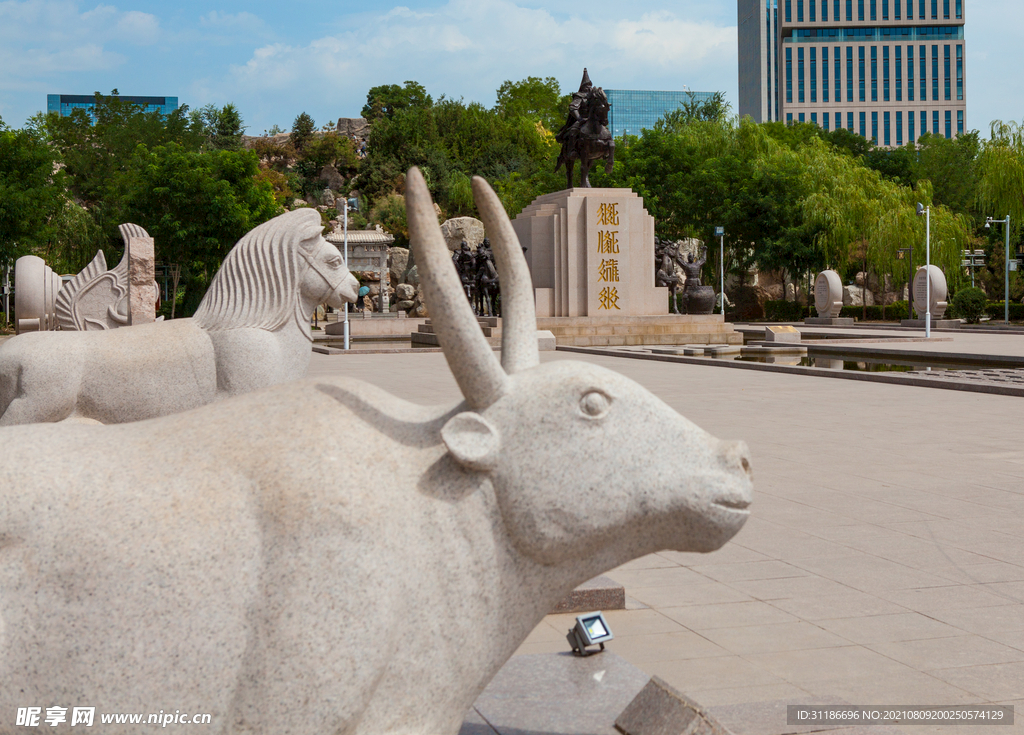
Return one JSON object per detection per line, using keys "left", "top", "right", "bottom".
{"left": 368, "top": 194, "right": 409, "bottom": 246}
{"left": 839, "top": 302, "right": 907, "bottom": 321}
{"left": 116, "top": 144, "right": 280, "bottom": 315}
{"left": 763, "top": 300, "right": 808, "bottom": 321}
{"left": 985, "top": 302, "right": 1024, "bottom": 321}
{"left": 0, "top": 126, "right": 67, "bottom": 266}
{"left": 300, "top": 132, "right": 359, "bottom": 178}
{"left": 914, "top": 131, "right": 979, "bottom": 218}
{"left": 950, "top": 287, "right": 987, "bottom": 323}
{"left": 655, "top": 91, "right": 732, "bottom": 131}
{"left": 190, "top": 103, "right": 246, "bottom": 150}
{"left": 356, "top": 84, "right": 557, "bottom": 221}
{"left": 291, "top": 112, "right": 316, "bottom": 153}
{"left": 494, "top": 76, "right": 568, "bottom": 131}
{"left": 361, "top": 81, "right": 432, "bottom": 121}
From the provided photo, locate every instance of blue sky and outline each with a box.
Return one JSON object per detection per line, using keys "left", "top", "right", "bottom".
{"left": 0, "top": 0, "right": 1020, "bottom": 137}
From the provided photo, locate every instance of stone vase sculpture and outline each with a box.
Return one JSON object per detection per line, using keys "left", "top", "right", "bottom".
{"left": 0, "top": 209, "right": 358, "bottom": 425}
{"left": 0, "top": 168, "right": 753, "bottom": 735}
{"left": 13, "top": 255, "right": 60, "bottom": 334}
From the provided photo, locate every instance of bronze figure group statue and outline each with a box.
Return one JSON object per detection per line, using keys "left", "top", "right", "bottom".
{"left": 555, "top": 68, "right": 615, "bottom": 189}
{"left": 452, "top": 239, "right": 501, "bottom": 317}
{"left": 655, "top": 239, "right": 715, "bottom": 315}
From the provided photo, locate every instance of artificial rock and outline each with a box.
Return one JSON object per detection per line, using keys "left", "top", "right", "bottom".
{"left": 0, "top": 169, "right": 753, "bottom": 735}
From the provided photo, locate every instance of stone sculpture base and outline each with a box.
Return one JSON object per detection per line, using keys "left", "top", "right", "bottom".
{"left": 804, "top": 317, "right": 855, "bottom": 326}
{"left": 537, "top": 314, "right": 742, "bottom": 347}
{"left": 901, "top": 318, "right": 961, "bottom": 329}
{"left": 550, "top": 575, "right": 625, "bottom": 614}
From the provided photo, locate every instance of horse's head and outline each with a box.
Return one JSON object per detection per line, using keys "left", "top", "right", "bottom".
{"left": 587, "top": 87, "right": 610, "bottom": 127}
{"left": 298, "top": 234, "right": 359, "bottom": 310}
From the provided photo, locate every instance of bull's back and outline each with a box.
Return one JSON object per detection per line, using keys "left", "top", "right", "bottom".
{"left": 0, "top": 420, "right": 260, "bottom": 733}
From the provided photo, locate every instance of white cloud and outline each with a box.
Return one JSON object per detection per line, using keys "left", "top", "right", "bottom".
{"left": 0, "top": 0, "right": 159, "bottom": 90}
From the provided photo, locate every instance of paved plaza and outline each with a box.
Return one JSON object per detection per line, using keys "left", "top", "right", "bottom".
{"left": 309, "top": 335, "right": 1024, "bottom": 734}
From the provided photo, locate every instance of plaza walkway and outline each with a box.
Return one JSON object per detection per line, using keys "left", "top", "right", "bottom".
{"left": 310, "top": 343, "right": 1023, "bottom": 734}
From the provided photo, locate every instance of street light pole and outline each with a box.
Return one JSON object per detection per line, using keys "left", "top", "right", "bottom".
{"left": 343, "top": 200, "right": 350, "bottom": 350}
{"left": 986, "top": 215, "right": 1012, "bottom": 324}
{"left": 916, "top": 203, "right": 931, "bottom": 339}
{"left": 715, "top": 226, "right": 725, "bottom": 315}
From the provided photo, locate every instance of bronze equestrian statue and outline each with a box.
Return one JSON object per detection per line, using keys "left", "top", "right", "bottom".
{"left": 555, "top": 69, "right": 615, "bottom": 189}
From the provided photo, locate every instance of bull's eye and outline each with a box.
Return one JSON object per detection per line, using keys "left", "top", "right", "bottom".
{"left": 579, "top": 391, "right": 610, "bottom": 419}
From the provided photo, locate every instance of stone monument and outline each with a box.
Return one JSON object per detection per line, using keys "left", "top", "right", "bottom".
{"left": 0, "top": 168, "right": 753, "bottom": 735}
{"left": 0, "top": 209, "right": 358, "bottom": 425}
{"left": 902, "top": 264, "right": 958, "bottom": 328}
{"left": 13, "top": 255, "right": 60, "bottom": 334}
{"left": 805, "top": 269, "right": 853, "bottom": 326}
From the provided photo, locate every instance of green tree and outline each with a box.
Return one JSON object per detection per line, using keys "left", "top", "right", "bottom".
{"left": 0, "top": 124, "right": 68, "bottom": 267}
{"left": 494, "top": 77, "right": 568, "bottom": 131}
{"left": 914, "top": 130, "right": 980, "bottom": 218}
{"left": 361, "top": 81, "right": 432, "bottom": 121}
{"left": 291, "top": 112, "right": 316, "bottom": 153}
{"left": 657, "top": 91, "right": 732, "bottom": 130}
{"left": 116, "top": 144, "right": 280, "bottom": 315}
{"left": 977, "top": 120, "right": 1024, "bottom": 237}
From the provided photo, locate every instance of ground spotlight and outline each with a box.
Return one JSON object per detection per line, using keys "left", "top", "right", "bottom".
{"left": 566, "top": 611, "right": 614, "bottom": 656}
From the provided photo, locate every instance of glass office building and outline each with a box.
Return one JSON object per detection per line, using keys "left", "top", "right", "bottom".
{"left": 605, "top": 89, "right": 718, "bottom": 138}
{"left": 738, "top": 0, "right": 966, "bottom": 145}
{"left": 47, "top": 94, "right": 179, "bottom": 123}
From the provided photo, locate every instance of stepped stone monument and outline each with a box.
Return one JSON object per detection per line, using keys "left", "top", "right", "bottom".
{"left": 512, "top": 189, "right": 741, "bottom": 346}
{"left": 0, "top": 168, "right": 753, "bottom": 735}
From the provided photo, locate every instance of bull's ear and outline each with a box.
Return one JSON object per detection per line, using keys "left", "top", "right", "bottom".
{"left": 441, "top": 412, "right": 501, "bottom": 472}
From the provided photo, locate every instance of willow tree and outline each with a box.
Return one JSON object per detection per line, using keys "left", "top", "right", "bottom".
{"left": 977, "top": 120, "right": 1024, "bottom": 233}
{"left": 801, "top": 138, "right": 969, "bottom": 304}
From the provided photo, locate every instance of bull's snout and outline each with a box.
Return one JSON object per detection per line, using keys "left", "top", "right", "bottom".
{"left": 714, "top": 439, "right": 753, "bottom": 510}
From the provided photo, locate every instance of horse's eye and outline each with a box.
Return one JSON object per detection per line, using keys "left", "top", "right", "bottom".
{"left": 580, "top": 391, "right": 610, "bottom": 419}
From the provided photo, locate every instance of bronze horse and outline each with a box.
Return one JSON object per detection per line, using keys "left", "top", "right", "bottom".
{"left": 554, "top": 88, "right": 615, "bottom": 189}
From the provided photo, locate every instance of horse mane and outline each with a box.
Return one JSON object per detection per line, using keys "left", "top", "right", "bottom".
{"left": 193, "top": 209, "right": 324, "bottom": 332}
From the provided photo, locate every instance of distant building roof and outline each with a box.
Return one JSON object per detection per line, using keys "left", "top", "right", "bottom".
{"left": 326, "top": 224, "right": 395, "bottom": 246}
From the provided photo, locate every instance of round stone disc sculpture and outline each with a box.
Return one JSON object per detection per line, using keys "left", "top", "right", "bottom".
{"left": 814, "top": 270, "right": 844, "bottom": 318}
{"left": 912, "top": 265, "right": 948, "bottom": 319}
{"left": 13, "top": 256, "right": 59, "bottom": 334}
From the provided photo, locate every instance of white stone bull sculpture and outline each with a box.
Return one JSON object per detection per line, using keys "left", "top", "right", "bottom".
{"left": 0, "top": 169, "right": 752, "bottom": 735}
{"left": 0, "top": 209, "right": 359, "bottom": 425}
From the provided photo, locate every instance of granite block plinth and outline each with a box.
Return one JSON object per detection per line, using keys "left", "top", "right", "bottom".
{"left": 551, "top": 575, "right": 626, "bottom": 613}
{"left": 462, "top": 652, "right": 650, "bottom": 735}
{"left": 900, "top": 318, "right": 961, "bottom": 329}
{"left": 804, "top": 317, "right": 854, "bottom": 326}
{"left": 615, "top": 676, "right": 730, "bottom": 735}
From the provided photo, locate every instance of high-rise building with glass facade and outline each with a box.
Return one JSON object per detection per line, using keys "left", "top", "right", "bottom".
{"left": 738, "top": 0, "right": 966, "bottom": 146}
{"left": 606, "top": 89, "right": 718, "bottom": 138}
{"left": 47, "top": 94, "right": 178, "bottom": 123}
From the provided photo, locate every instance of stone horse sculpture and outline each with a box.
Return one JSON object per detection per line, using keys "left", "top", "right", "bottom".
{"left": 0, "top": 208, "right": 358, "bottom": 425}
{"left": 555, "top": 69, "right": 615, "bottom": 189}
{"left": 0, "top": 168, "right": 752, "bottom": 735}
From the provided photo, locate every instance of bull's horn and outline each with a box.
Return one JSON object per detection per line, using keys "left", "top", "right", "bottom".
{"left": 471, "top": 177, "right": 539, "bottom": 374}
{"left": 407, "top": 167, "right": 509, "bottom": 409}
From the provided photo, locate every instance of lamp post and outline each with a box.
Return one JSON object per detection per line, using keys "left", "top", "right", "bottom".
{"left": 342, "top": 199, "right": 351, "bottom": 350}
{"left": 714, "top": 226, "right": 725, "bottom": 314}
{"left": 985, "top": 215, "right": 1012, "bottom": 324}
{"left": 916, "top": 203, "right": 930, "bottom": 338}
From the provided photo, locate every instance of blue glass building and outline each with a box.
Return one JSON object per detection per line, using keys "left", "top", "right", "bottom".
{"left": 46, "top": 94, "right": 179, "bottom": 123}
{"left": 605, "top": 89, "right": 718, "bottom": 138}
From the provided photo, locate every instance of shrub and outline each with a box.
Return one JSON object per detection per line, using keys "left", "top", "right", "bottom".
{"left": 763, "top": 300, "right": 808, "bottom": 322}
{"left": 837, "top": 301, "right": 909, "bottom": 321}
{"left": 984, "top": 302, "right": 1024, "bottom": 321}
{"left": 949, "top": 287, "right": 987, "bottom": 323}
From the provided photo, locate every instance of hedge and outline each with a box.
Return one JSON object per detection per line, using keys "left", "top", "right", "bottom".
{"left": 763, "top": 300, "right": 808, "bottom": 322}
{"left": 838, "top": 301, "right": 909, "bottom": 321}
{"left": 984, "top": 302, "right": 1024, "bottom": 321}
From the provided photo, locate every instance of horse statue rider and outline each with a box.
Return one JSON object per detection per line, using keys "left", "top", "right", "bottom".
{"left": 554, "top": 68, "right": 615, "bottom": 189}
{"left": 474, "top": 238, "right": 500, "bottom": 317}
